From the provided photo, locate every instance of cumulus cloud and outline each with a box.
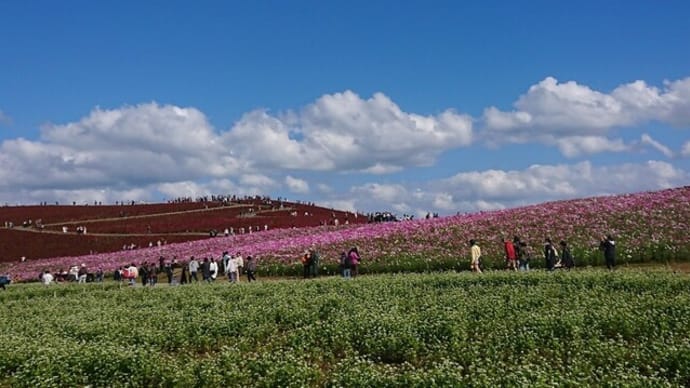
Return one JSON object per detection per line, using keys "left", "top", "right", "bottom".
{"left": 342, "top": 161, "right": 689, "bottom": 215}
{"left": 483, "top": 76, "right": 690, "bottom": 151}
{"left": 224, "top": 91, "right": 474, "bottom": 172}
{"left": 1, "top": 77, "right": 690, "bottom": 212}
{"left": 285, "top": 175, "right": 310, "bottom": 194}
{"left": 0, "top": 103, "right": 242, "bottom": 193}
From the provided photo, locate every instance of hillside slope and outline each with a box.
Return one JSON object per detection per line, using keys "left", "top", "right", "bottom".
{"left": 2, "top": 186, "right": 689, "bottom": 281}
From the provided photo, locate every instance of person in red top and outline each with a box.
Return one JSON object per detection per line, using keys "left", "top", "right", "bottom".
{"left": 503, "top": 237, "right": 517, "bottom": 271}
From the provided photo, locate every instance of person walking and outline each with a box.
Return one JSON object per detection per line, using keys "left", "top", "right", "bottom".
{"left": 470, "top": 239, "right": 482, "bottom": 273}
{"left": 209, "top": 258, "right": 218, "bottom": 281}
{"left": 600, "top": 235, "right": 617, "bottom": 270}
{"left": 245, "top": 255, "right": 257, "bottom": 282}
{"left": 309, "top": 247, "right": 320, "bottom": 278}
{"left": 301, "top": 250, "right": 312, "bottom": 279}
{"left": 180, "top": 264, "right": 188, "bottom": 284}
{"left": 226, "top": 255, "right": 238, "bottom": 283}
{"left": 560, "top": 240, "right": 575, "bottom": 269}
{"left": 544, "top": 238, "right": 558, "bottom": 271}
{"left": 339, "top": 251, "right": 351, "bottom": 278}
{"left": 348, "top": 247, "right": 361, "bottom": 278}
{"left": 201, "top": 257, "right": 211, "bottom": 282}
{"left": 504, "top": 237, "right": 517, "bottom": 271}
{"left": 517, "top": 239, "right": 531, "bottom": 271}
{"left": 188, "top": 256, "right": 199, "bottom": 283}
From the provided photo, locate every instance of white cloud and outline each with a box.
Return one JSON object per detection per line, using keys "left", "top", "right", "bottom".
{"left": 339, "top": 161, "right": 689, "bottom": 215}
{"left": 0, "top": 103, "right": 243, "bottom": 193}
{"left": 555, "top": 136, "right": 628, "bottom": 158}
{"left": 1, "top": 78, "right": 690, "bottom": 212}
{"left": 317, "top": 199, "right": 357, "bottom": 213}
{"left": 285, "top": 175, "right": 310, "bottom": 194}
{"left": 483, "top": 76, "right": 690, "bottom": 153}
{"left": 681, "top": 141, "right": 690, "bottom": 157}
{"left": 239, "top": 174, "right": 277, "bottom": 188}
{"left": 639, "top": 134, "right": 674, "bottom": 158}
{"left": 224, "top": 90, "right": 474, "bottom": 172}
{"left": 316, "top": 183, "right": 333, "bottom": 194}
{"left": 352, "top": 183, "right": 408, "bottom": 203}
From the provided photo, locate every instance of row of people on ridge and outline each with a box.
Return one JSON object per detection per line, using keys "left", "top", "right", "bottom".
{"left": 469, "top": 235, "right": 617, "bottom": 273}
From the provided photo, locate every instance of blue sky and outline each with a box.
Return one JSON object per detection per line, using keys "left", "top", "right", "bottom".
{"left": 1, "top": 1, "right": 689, "bottom": 215}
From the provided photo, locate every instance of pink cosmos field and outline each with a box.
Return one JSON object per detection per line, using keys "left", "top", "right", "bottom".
{"left": 2, "top": 186, "right": 689, "bottom": 281}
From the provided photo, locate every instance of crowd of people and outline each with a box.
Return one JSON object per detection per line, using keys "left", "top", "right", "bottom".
{"left": 1, "top": 233, "right": 621, "bottom": 290}
{"left": 111, "top": 252, "right": 259, "bottom": 286}
{"left": 38, "top": 264, "right": 105, "bottom": 285}
{"left": 468, "top": 234, "right": 617, "bottom": 273}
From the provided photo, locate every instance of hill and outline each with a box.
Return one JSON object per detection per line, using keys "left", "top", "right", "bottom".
{"left": 1, "top": 186, "right": 689, "bottom": 281}
{"left": 0, "top": 197, "right": 364, "bottom": 264}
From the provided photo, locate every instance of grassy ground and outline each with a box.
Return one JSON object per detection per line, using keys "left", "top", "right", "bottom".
{"left": 2, "top": 268, "right": 690, "bottom": 387}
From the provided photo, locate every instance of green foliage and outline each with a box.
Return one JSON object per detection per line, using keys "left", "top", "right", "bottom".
{"left": 1, "top": 271, "right": 690, "bottom": 386}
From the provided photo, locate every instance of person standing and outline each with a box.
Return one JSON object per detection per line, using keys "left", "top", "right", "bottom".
{"left": 148, "top": 265, "right": 158, "bottom": 286}
{"left": 78, "top": 264, "right": 88, "bottom": 283}
{"left": 201, "top": 258, "right": 211, "bottom": 282}
{"left": 188, "top": 256, "right": 199, "bottom": 282}
{"left": 180, "top": 264, "right": 188, "bottom": 285}
{"left": 517, "top": 240, "right": 531, "bottom": 271}
{"left": 140, "top": 263, "right": 149, "bottom": 286}
{"left": 470, "top": 239, "right": 482, "bottom": 273}
{"left": 544, "top": 238, "right": 558, "bottom": 271}
{"left": 245, "top": 255, "right": 257, "bottom": 282}
{"left": 209, "top": 258, "right": 218, "bottom": 281}
{"left": 503, "top": 237, "right": 517, "bottom": 271}
{"left": 309, "top": 247, "right": 320, "bottom": 278}
{"left": 600, "top": 235, "right": 616, "bottom": 270}
{"left": 41, "top": 271, "right": 53, "bottom": 285}
{"left": 348, "top": 247, "right": 361, "bottom": 278}
{"left": 221, "top": 251, "right": 230, "bottom": 274}
{"left": 165, "top": 261, "right": 174, "bottom": 284}
{"left": 235, "top": 253, "right": 244, "bottom": 283}
{"left": 126, "top": 263, "right": 138, "bottom": 286}
{"left": 339, "top": 251, "right": 351, "bottom": 278}
{"left": 226, "top": 255, "right": 238, "bottom": 283}
{"left": 301, "top": 250, "right": 312, "bottom": 279}
{"left": 560, "top": 240, "right": 575, "bottom": 269}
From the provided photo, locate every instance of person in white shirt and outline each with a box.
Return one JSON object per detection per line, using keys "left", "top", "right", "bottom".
{"left": 188, "top": 256, "right": 199, "bottom": 282}
{"left": 209, "top": 259, "right": 218, "bottom": 281}
{"left": 235, "top": 253, "right": 244, "bottom": 282}
{"left": 225, "top": 255, "right": 238, "bottom": 283}
{"left": 41, "top": 271, "right": 54, "bottom": 285}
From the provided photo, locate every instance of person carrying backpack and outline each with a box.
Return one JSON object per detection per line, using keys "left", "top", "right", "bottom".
{"left": 339, "top": 251, "right": 351, "bottom": 279}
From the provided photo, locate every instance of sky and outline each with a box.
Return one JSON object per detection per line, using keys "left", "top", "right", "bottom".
{"left": 1, "top": 1, "right": 690, "bottom": 216}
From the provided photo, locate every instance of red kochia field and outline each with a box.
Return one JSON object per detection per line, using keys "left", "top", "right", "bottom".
{"left": 0, "top": 198, "right": 363, "bottom": 266}
{"left": 1, "top": 186, "right": 689, "bottom": 281}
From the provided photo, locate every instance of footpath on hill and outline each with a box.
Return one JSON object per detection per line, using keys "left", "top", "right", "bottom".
{"left": 9, "top": 203, "right": 295, "bottom": 237}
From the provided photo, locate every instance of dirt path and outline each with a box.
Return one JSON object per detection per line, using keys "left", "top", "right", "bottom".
{"left": 7, "top": 204, "right": 295, "bottom": 237}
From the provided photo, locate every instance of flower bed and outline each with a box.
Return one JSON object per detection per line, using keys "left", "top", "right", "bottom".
{"left": 2, "top": 186, "right": 689, "bottom": 281}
